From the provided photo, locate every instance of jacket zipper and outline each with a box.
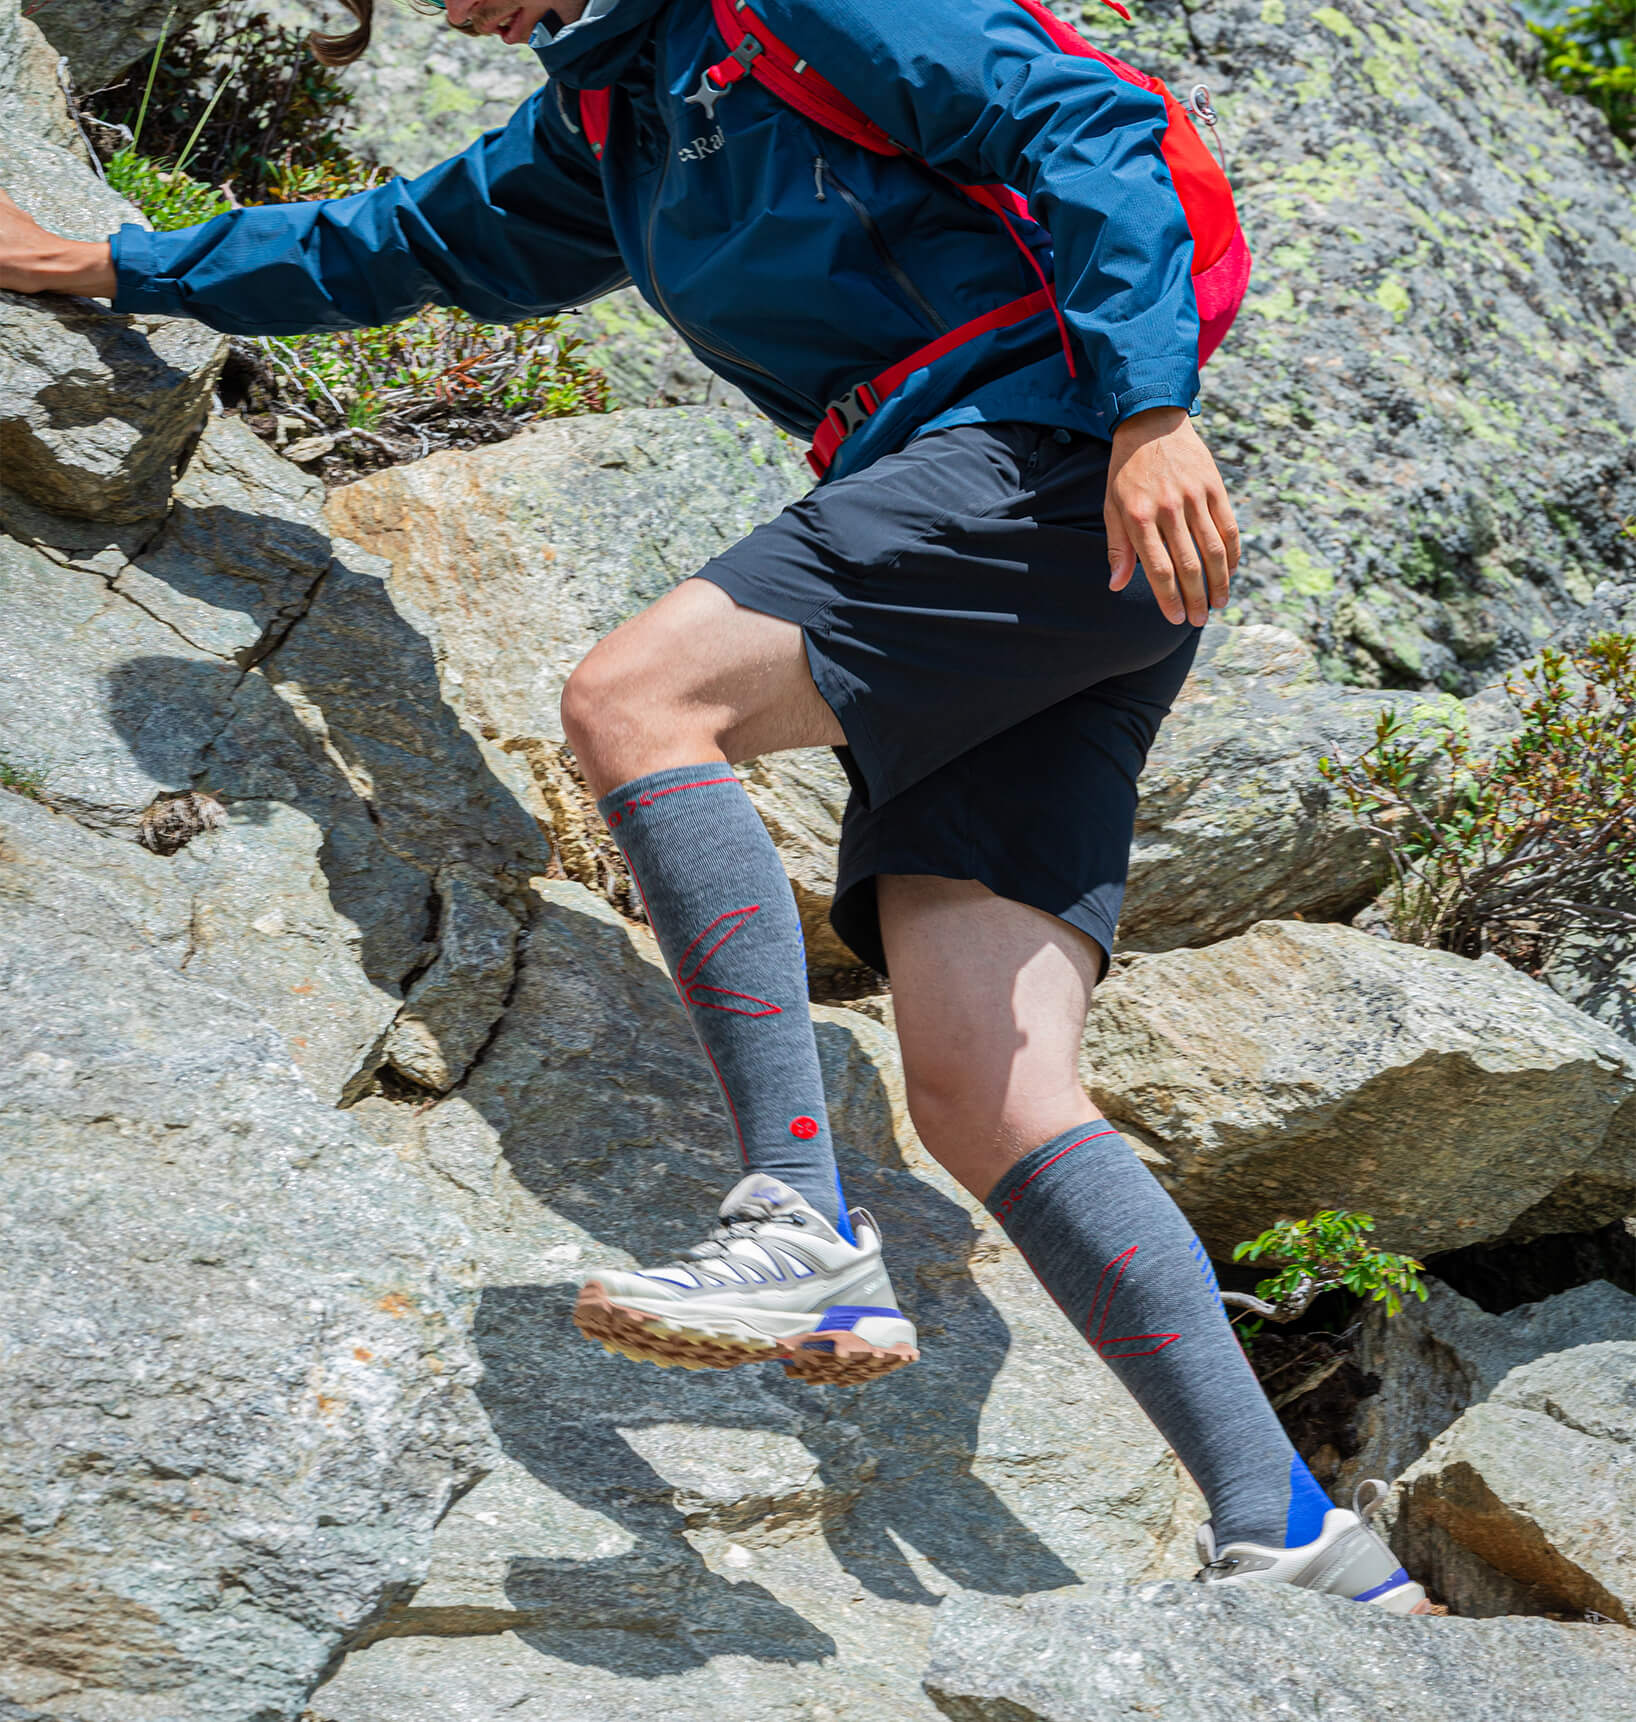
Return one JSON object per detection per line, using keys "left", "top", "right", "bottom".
{"left": 642, "top": 138, "right": 820, "bottom": 407}
{"left": 814, "top": 155, "right": 950, "bottom": 336}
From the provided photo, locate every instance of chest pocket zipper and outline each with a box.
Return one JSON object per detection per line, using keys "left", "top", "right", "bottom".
{"left": 814, "top": 155, "right": 950, "bottom": 336}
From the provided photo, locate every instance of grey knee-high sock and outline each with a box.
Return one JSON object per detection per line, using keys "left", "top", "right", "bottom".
{"left": 985, "top": 1122, "right": 1332, "bottom": 1549}
{"left": 598, "top": 763, "right": 851, "bottom": 1235}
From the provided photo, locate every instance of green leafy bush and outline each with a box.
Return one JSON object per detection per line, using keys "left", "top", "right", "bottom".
{"left": 1530, "top": 0, "right": 1636, "bottom": 145}
{"left": 89, "top": 3, "right": 372, "bottom": 206}
{"left": 1319, "top": 634, "right": 1636, "bottom": 968}
{"left": 1226, "top": 1211, "right": 1428, "bottom": 1327}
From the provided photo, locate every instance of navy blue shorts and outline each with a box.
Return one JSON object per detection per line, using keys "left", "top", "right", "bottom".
{"left": 694, "top": 421, "right": 1202, "bottom": 977}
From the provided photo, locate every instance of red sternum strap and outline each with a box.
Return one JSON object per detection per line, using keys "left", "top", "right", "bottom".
{"left": 807, "top": 287, "right": 1056, "bottom": 478}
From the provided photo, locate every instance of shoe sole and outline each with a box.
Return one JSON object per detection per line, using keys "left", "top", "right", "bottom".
{"left": 573, "top": 1283, "right": 919, "bottom": 1385}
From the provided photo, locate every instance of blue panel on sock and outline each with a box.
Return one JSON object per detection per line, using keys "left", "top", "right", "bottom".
{"left": 1284, "top": 1451, "right": 1332, "bottom": 1548}
{"left": 833, "top": 1172, "right": 856, "bottom": 1246}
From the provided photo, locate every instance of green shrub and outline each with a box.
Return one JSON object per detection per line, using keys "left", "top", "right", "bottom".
{"left": 104, "top": 146, "right": 233, "bottom": 230}
{"left": 1319, "top": 634, "right": 1636, "bottom": 969}
{"left": 1225, "top": 1211, "right": 1427, "bottom": 1329}
{"left": 1531, "top": 0, "right": 1636, "bottom": 145}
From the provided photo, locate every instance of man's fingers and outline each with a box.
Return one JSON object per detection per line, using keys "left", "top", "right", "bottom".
{"left": 1106, "top": 504, "right": 1137, "bottom": 593}
{"left": 1158, "top": 503, "right": 1209, "bottom": 627}
{"left": 1209, "top": 482, "right": 1241, "bottom": 578}
{"left": 1185, "top": 492, "right": 1231, "bottom": 611}
{"left": 1130, "top": 516, "right": 1186, "bottom": 625}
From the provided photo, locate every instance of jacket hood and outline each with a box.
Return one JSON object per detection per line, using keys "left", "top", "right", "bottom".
{"left": 529, "top": 0, "right": 671, "bottom": 88}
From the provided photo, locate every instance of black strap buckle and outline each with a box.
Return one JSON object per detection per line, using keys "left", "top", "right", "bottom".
{"left": 823, "top": 381, "right": 881, "bottom": 442}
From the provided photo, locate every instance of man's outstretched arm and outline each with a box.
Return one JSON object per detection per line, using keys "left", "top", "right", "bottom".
{"left": 0, "top": 85, "right": 626, "bottom": 336}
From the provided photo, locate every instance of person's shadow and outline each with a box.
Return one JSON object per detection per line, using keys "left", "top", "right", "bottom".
{"left": 104, "top": 516, "right": 1081, "bottom": 1679}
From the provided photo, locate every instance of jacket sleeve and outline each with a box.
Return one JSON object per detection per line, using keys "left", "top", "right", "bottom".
{"left": 110, "top": 86, "right": 628, "bottom": 336}
{"left": 757, "top": 0, "right": 1200, "bottom": 428}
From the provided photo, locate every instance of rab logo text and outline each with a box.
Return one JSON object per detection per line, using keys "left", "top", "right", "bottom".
{"left": 678, "top": 128, "right": 725, "bottom": 164}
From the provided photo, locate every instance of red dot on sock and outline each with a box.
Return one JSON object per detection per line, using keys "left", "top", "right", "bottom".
{"left": 789, "top": 1115, "right": 819, "bottom": 1139}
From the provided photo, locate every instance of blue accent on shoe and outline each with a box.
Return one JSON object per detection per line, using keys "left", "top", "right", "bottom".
{"left": 815, "top": 1305, "right": 904, "bottom": 1332}
{"left": 834, "top": 1174, "right": 856, "bottom": 1246}
{"left": 1352, "top": 1566, "right": 1413, "bottom": 1603}
{"left": 1284, "top": 1451, "right": 1332, "bottom": 1548}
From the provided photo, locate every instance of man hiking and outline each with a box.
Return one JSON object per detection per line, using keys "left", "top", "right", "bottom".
{"left": 0, "top": 0, "right": 1430, "bottom": 1613}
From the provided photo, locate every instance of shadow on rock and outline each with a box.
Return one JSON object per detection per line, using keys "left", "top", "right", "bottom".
{"left": 101, "top": 530, "right": 1077, "bottom": 1678}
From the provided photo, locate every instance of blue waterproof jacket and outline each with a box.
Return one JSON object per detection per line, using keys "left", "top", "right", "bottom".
{"left": 111, "top": 0, "right": 1203, "bottom": 480}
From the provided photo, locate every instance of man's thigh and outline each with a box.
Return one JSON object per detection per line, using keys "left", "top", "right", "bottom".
{"left": 563, "top": 576, "right": 843, "bottom": 794}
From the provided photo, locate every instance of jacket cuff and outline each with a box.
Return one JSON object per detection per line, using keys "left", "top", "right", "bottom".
{"left": 1098, "top": 361, "right": 1201, "bottom": 429}
{"left": 109, "top": 225, "right": 188, "bottom": 316}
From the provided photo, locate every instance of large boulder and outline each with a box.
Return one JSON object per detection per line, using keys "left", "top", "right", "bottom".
{"left": 923, "top": 1583, "right": 1636, "bottom": 1721}
{"left": 0, "top": 792, "right": 493, "bottom": 1722}
{"left": 1080, "top": 920, "right": 1636, "bottom": 1259}
{"left": 1388, "top": 1342, "right": 1636, "bottom": 1624}
{"left": 1120, "top": 623, "right": 1397, "bottom": 951}
{"left": 300, "top": 882, "right": 1205, "bottom": 1722}
{"left": 0, "top": 0, "right": 228, "bottom": 524}
{"left": 321, "top": 407, "right": 878, "bottom": 976}
{"left": 1108, "top": 0, "right": 1636, "bottom": 692}
{"left": 1346, "top": 1277, "right": 1636, "bottom": 1492}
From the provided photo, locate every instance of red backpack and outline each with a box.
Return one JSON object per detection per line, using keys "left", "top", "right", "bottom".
{"left": 580, "top": 0, "right": 1250, "bottom": 476}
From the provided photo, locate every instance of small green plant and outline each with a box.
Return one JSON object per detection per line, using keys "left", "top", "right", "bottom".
{"left": 256, "top": 307, "right": 609, "bottom": 462}
{"left": 1319, "top": 634, "right": 1636, "bottom": 968}
{"left": 1530, "top": 0, "right": 1636, "bottom": 145}
{"left": 100, "top": 17, "right": 236, "bottom": 230}
{"left": 0, "top": 759, "right": 49, "bottom": 804}
{"left": 1223, "top": 1211, "right": 1428, "bottom": 1326}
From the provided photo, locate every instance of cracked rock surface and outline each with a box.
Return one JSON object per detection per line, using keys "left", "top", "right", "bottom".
{"left": 923, "top": 1583, "right": 1636, "bottom": 1720}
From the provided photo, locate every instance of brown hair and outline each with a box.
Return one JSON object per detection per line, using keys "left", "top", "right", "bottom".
{"left": 308, "top": 0, "right": 374, "bottom": 65}
{"left": 309, "top": 0, "right": 479, "bottom": 65}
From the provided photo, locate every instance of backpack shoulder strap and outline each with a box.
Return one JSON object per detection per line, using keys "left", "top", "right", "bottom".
{"left": 579, "top": 88, "right": 613, "bottom": 161}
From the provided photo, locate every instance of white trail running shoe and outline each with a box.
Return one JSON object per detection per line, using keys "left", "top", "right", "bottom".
{"left": 1195, "top": 1480, "right": 1431, "bottom": 1614}
{"left": 573, "top": 1174, "right": 919, "bottom": 1385}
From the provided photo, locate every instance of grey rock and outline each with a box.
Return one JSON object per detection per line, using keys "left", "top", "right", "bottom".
{"left": 576, "top": 287, "right": 758, "bottom": 414}
{"left": 1389, "top": 1342, "right": 1636, "bottom": 1624}
{"left": 307, "top": 881, "right": 1201, "bottom": 1722}
{"left": 1121, "top": 623, "right": 1398, "bottom": 951}
{"left": 0, "top": 891, "right": 492, "bottom": 1721}
{"left": 0, "top": 532, "right": 240, "bottom": 831}
{"left": 1108, "top": 0, "right": 1636, "bottom": 693}
{"left": 112, "top": 414, "right": 333, "bottom": 662}
{"left": 4, "top": 11, "right": 93, "bottom": 164}
{"left": 1347, "top": 1278, "right": 1636, "bottom": 1492}
{"left": 323, "top": 408, "right": 807, "bottom": 754}
{"left": 0, "top": 291, "right": 227, "bottom": 523}
{"left": 922, "top": 1583, "right": 1636, "bottom": 1721}
{"left": 1080, "top": 920, "right": 1636, "bottom": 1259}
{"left": 379, "top": 864, "right": 521, "bottom": 1093}
{"left": 1, "top": 10, "right": 229, "bottom": 526}
{"left": 27, "top": 0, "right": 217, "bottom": 89}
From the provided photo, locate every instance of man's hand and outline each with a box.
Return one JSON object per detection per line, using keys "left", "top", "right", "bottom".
{"left": 0, "top": 187, "right": 117, "bottom": 298}
{"left": 1105, "top": 405, "right": 1239, "bottom": 628}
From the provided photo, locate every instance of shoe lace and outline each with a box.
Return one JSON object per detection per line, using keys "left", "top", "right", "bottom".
{"left": 684, "top": 1207, "right": 809, "bottom": 1264}
{"left": 1194, "top": 1555, "right": 1242, "bottom": 1583}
